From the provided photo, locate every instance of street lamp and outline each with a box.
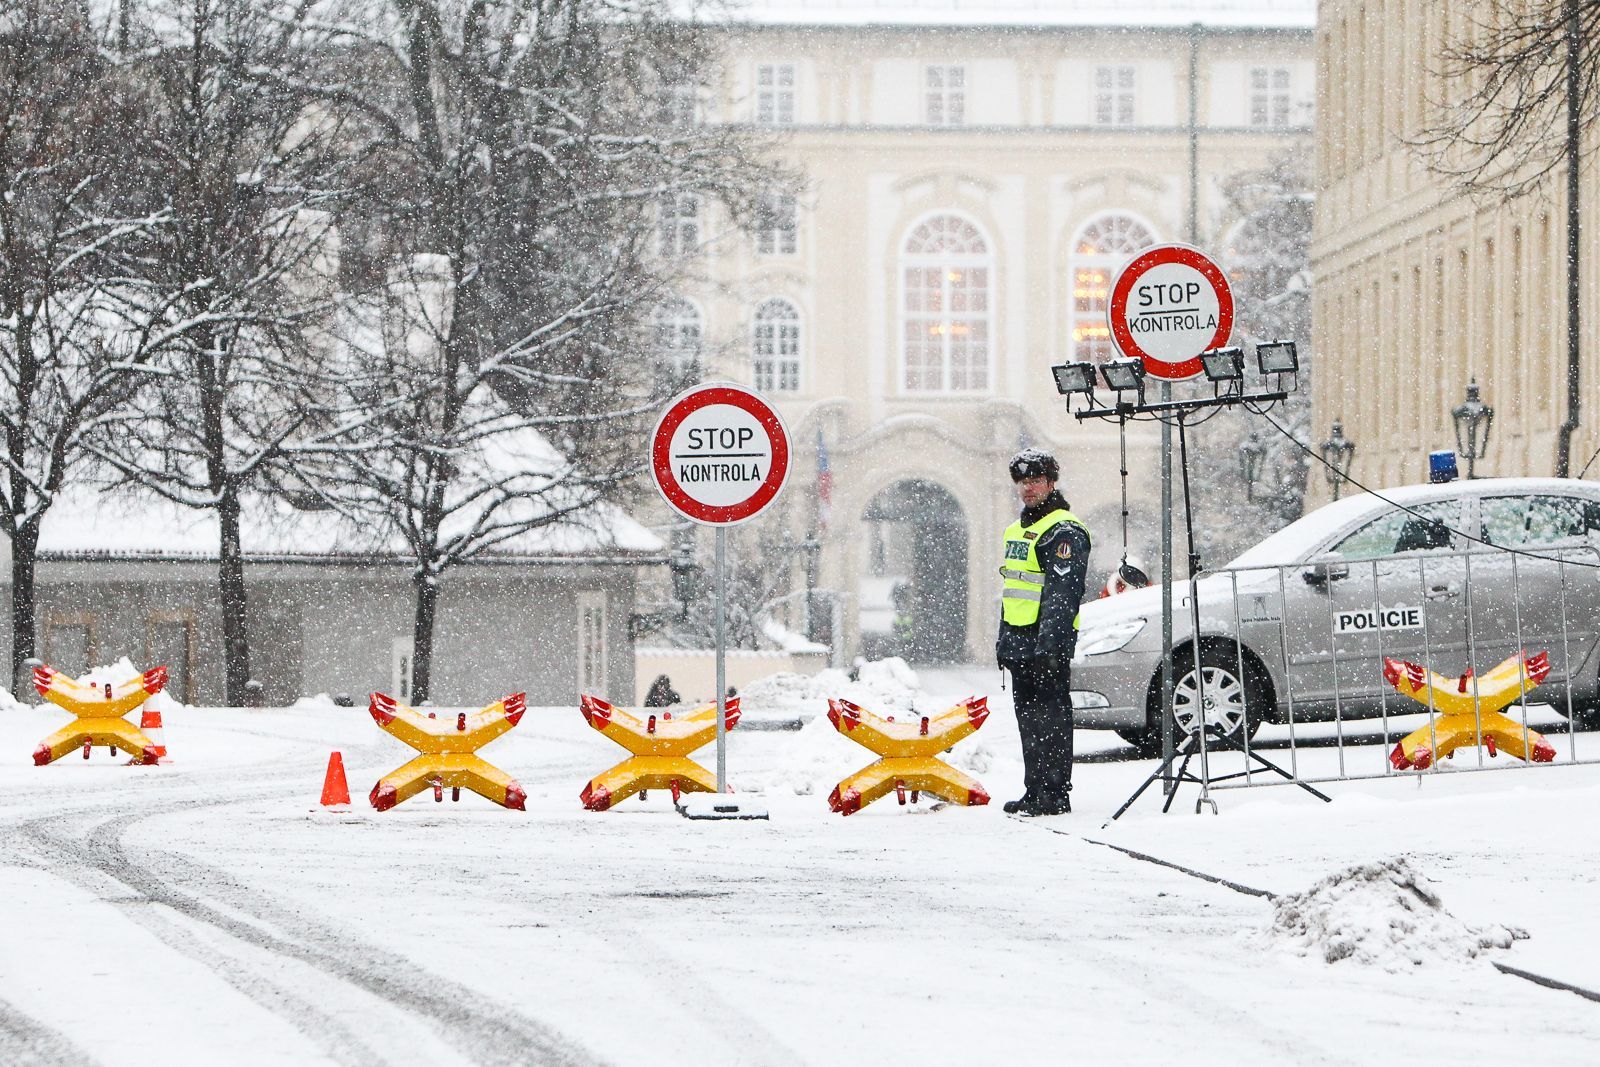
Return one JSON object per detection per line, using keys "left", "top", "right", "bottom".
{"left": 800, "top": 532, "right": 822, "bottom": 640}
{"left": 1320, "top": 421, "right": 1355, "bottom": 500}
{"left": 669, "top": 537, "right": 701, "bottom": 618}
{"left": 1239, "top": 432, "right": 1267, "bottom": 502}
{"left": 1452, "top": 378, "right": 1494, "bottom": 479}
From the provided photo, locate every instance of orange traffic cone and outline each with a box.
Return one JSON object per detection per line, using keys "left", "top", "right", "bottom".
{"left": 320, "top": 751, "right": 351, "bottom": 807}
{"left": 140, "top": 705, "right": 168, "bottom": 762}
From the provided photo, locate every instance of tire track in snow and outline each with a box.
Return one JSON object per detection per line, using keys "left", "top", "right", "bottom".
{"left": 0, "top": 995, "right": 101, "bottom": 1067}
{"left": 591, "top": 920, "right": 809, "bottom": 1067}
{"left": 15, "top": 795, "right": 601, "bottom": 1067}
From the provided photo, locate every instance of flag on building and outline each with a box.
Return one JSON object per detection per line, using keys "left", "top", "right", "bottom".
{"left": 816, "top": 427, "right": 833, "bottom": 535}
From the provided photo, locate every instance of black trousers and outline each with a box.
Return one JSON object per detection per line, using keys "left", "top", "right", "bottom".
{"left": 1007, "top": 657, "right": 1074, "bottom": 801}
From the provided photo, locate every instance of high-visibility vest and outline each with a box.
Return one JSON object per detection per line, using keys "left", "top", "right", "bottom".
{"left": 1000, "top": 508, "right": 1089, "bottom": 627}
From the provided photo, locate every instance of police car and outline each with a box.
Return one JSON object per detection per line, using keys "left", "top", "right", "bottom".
{"left": 1069, "top": 478, "right": 1600, "bottom": 755}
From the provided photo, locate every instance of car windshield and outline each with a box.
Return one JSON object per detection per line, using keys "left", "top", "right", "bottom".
{"left": 1224, "top": 495, "right": 1383, "bottom": 568}
{"left": 1224, "top": 491, "right": 1459, "bottom": 569}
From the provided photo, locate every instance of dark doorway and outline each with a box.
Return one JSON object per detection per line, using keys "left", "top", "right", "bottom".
{"left": 861, "top": 480, "right": 968, "bottom": 663}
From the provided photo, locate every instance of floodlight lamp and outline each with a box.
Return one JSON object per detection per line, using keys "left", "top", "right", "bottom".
{"left": 1101, "top": 357, "right": 1146, "bottom": 394}
{"left": 1051, "top": 361, "right": 1097, "bottom": 397}
{"left": 1256, "top": 340, "right": 1299, "bottom": 375}
{"left": 1200, "top": 346, "right": 1244, "bottom": 383}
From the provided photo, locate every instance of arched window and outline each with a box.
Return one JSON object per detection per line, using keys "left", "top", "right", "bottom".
{"left": 651, "top": 297, "right": 702, "bottom": 377}
{"left": 1070, "top": 213, "right": 1156, "bottom": 361}
{"left": 752, "top": 298, "right": 801, "bottom": 392}
{"left": 901, "top": 215, "right": 991, "bottom": 392}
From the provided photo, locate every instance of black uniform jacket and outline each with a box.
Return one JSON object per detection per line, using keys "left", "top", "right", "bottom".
{"left": 996, "top": 490, "right": 1092, "bottom": 666}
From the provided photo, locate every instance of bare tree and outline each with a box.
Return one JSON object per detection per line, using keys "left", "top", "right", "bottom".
{"left": 659, "top": 509, "right": 807, "bottom": 653}
{"left": 1189, "top": 147, "right": 1314, "bottom": 561}
{"left": 90, "top": 0, "right": 364, "bottom": 704}
{"left": 0, "top": 3, "right": 166, "bottom": 679}
{"left": 1414, "top": 0, "right": 1600, "bottom": 475}
{"left": 311, "top": 0, "right": 790, "bottom": 701}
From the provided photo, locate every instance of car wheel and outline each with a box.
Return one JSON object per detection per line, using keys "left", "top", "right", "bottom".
{"left": 1117, "top": 645, "right": 1268, "bottom": 757}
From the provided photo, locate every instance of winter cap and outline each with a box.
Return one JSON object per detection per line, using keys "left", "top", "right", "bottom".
{"left": 1008, "top": 448, "right": 1059, "bottom": 482}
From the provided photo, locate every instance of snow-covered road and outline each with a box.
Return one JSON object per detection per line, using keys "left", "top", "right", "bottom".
{"left": 4, "top": 668, "right": 1599, "bottom": 1065}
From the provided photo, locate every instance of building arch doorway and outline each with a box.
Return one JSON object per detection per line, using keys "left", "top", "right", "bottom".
{"left": 860, "top": 480, "right": 968, "bottom": 663}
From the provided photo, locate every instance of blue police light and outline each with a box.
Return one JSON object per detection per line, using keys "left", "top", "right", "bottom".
{"left": 1429, "top": 450, "right": 1459, "bottom": 484}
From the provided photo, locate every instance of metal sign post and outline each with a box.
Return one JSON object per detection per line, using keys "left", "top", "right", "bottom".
{"left": 714, "top": 526, "right": 727, "bottom": 790}
{"left": 649, "top": 383, "right": 791, "bottom": 806}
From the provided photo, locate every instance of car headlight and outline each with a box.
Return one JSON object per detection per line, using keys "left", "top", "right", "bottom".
{"left": 1077, "top": 618, "right": 1147, "bottom": 657}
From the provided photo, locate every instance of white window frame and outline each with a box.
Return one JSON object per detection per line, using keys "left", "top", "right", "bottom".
{"left": 752, "top": 298, "right": 802, "bottom": 393}
{"left": 577, "top": 591, "right": 608, "bottom": 697}
{"left": 925, "top": 64, "right": 966, "bottom": 126}
{"left": 651, "top": 297, "right": 703, "bottom": 377}
{"left": 1249, "top": 66, "right": 1293, "bottom": 128}
{"left": 756, "top": 63, "right": 795, "bottom": 126}
{"left": 1069, "top": 212, "right": 1158, "bottom": 363}
{"left": 658, "top": 80, "right": 698, "bottom": 127}
{"left": 756, "top": 192, "right": 798, "bottom": 256}
{"left": 391, "top": 636, "right": 414, "bottom": 702}
{"left": 1094, "top": 65, "right": 1136, "bottom": 126}
{"left": 899, "top": 214, "right": 993, "bottom": 394}
{"left": 658, "top": 193, "right": 699, "bottom": 258}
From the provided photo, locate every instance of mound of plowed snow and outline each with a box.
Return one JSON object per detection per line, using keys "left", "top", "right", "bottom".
{"left": 1265, "top": 856, "right": 1527, "bottom": 970}
{"left": 737, "top": 658, "right": 922, "bottom": 728}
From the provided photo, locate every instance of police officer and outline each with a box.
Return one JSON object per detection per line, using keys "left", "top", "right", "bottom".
{"left": 997, "top": 448, "right": 1091, "bottom": 816}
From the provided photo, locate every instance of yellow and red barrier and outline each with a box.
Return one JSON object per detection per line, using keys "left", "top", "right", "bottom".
{"left": 368, "top": 691, "right": 527, "bottom": 811}
{"left": 1384, "top": 651, "right": 1558, "bottom": 770}
{"left": 826, "top": 696, "right": 991, "bottom": 815}
{"left": 578, "top": 694, "right": 740, "bottom": 810}
{"left": 31, "top": 663, "right": 169, "bottom": 766}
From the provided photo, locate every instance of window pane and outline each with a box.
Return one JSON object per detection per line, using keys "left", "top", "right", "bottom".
{"left": 1332, "top": 501, "right": 1459, "bottom": 559}
{"left": 1481, "top": 495, "right": 1594, "bottom": 546}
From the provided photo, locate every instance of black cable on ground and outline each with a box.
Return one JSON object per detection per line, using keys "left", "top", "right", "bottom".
{"left": 1019, "top": 818, "right": 1600, "bottom": 1005}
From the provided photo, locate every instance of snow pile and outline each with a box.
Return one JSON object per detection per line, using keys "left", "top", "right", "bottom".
{"left": 1264, "top": 857, "right": 1528, "bottom": 970}
{"left": 78, "top": 657, "right": 187, "bottom": 714}
{"left": 732, "top": 710, "right": 860, "bottom": 797}
{"left": 730, "top": 659, "right": 1002, "bottom": 797}
{"left": 737, "top": 657, "right": 922, "bottom": 728}
{"left": 0, "top": 686, "right": 25, "bottom": 712}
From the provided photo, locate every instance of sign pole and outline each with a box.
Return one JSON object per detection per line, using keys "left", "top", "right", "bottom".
{"left": 648, "top": 382, "right": 789, "bottom": 818}
{"left": 1100, "top": 243, "right": 1235, "bottom": 801}
{"left": 1160, "top": 382, "right": 1175, "bottom": 793}
{"left": 714, "top": 525, "right": 727, "bottom": 793}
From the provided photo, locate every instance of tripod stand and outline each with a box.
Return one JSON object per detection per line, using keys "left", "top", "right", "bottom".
{"left": 1072, "top": 384, "right": 1333, "bottom": 820}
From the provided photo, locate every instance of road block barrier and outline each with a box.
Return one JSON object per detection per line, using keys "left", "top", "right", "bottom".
{"left": 826, "top": 697, "right": 991, "bottom": 815}
{"left": 578, "top": 694, "right": 740, "bottom": 810}
{"left": 1384, "top": 652, "right": 1558, "bottom": 770}
{"left": 31, "top": 663, "right": 169, "bottom": 766}
{"left": 367, "top": 692, "right": 527, "bottom": 811}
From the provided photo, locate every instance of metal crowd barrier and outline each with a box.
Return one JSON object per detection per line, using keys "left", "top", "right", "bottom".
{"left": 1187, "top": 544, "right": 1600, "bottom": 790}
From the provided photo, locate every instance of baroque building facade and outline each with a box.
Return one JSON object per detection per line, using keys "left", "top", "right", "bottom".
{"left": 665, "top": 0, "right": 1314, "bottom": 663}
{"left": 1312, "top": 0, "right": 1600, "bottom": 497}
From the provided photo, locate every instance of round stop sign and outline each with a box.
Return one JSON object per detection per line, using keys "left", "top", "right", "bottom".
{"left": 650, "top": 383, "right": 790, "bottom": 526}
{"left": 1107, "top": 244, "right": 1234, "bottom": 381}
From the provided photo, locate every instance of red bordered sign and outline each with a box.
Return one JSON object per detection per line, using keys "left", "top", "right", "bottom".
{"left": 1108, "top": 244, "right": 1234, "bottom": 381}
{"left": 650, "top": 383, "right": 791, "bottom": 526}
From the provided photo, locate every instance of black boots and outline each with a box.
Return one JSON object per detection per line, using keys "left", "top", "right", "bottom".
{"left": 1004, "top": 791, "right": 1071, "bottom": 816}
